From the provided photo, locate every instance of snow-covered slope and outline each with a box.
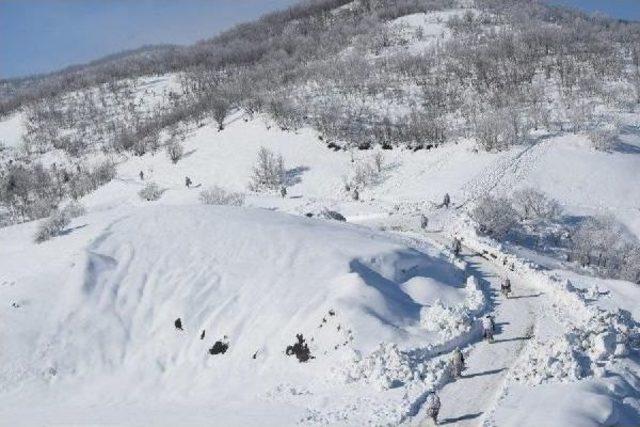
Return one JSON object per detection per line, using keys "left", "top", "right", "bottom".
{"left": 1, "top": 204, "right": 473, "bottom": 424}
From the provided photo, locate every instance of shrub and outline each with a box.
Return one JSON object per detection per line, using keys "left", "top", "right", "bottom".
{"left": 61, "top": 200, "right": 86, "bottom": 218}
{"left": 350, "top": 158, "right": 382, "bottom": 189}
{"left": 249, "top": 147, "right": 285, "bottom": 191}
{"left": 166, "top": 140, "right": 184, "bottom": 164}
{"left": 512, "top": 188, "right": 562, "bottom": 221}
{"left": 138, "top": 182, "right": 162, "bottom": 201}
{"left": 570, "top": 216, "right": 625, "bottom": 269}
{"left": 588, "top": 126, "right": 618, "bottom": 152}
{"left": 199, "top": 186, "right": 245, "bottom": 206}
{"left": 619, "top": 245, "right": 640, "bottom": 284}
{"left": 570, "top": 217, "right": 640, "bottom": 282}
{"left": 470, "top": 195, "right": 519, "bottom": 239}
{"left": 34, "top": 209, "right": 71, "bottom": 243}
{"left": 68, "top": 160, "right": 117, "bottom": 200}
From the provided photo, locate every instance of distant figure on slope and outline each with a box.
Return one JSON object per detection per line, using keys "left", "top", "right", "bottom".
{"left": 451, "top": 347, "right": 465, "bottom": 378}
{"left": 425, "top": 391, "right": 441, "bottom": 424}
{"left": 443, "top": 193, "right": 451, "bottom": 209}
{"left": 280, "top": 186, "right": 287, "bottom": 198}
{"left": 174, "top": 318, "right": 183, "bottom": 331}
{"left": 420, "top": 214, "right": 429, "bottom": 230}
{"left": 352, "top": 188, "right": 359, "bottom": 201}
{"left": 482, "top": 315, "right": 495, "bottom": 343}
{"left": 501, "top": 277, "right": 512, "bottom": 298}
{"left": 185, "top": 176, "right": 192, "bottom": 188}
{"left": 139, "top": 170, "right": 144, "bottom": 181}
{"left": 452, "top": 237, "right": 462, "bottom": 256}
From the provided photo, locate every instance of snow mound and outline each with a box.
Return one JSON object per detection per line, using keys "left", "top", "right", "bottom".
{"left": 2, "top": 205, "right": 466, "bottom": 408}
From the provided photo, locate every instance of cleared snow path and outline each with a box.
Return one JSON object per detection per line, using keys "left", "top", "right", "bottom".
{"left": 413, "top": 240, "right": 541, "bottom": 427}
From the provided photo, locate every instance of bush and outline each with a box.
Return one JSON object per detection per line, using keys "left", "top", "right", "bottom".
{"left": 138, "top": 182, "right": 162, "bottom": 201}
{"left": 570, "top": 216, "right": 640, "bottom": 282}
{"left": 199, "top": 186, "right": 245, "bottom": 206}
{"left": 470, "top": 195, "right": 519, "bottom": 239}
{"left": 68, "top": 160, "right": 117, "bottom": 200}
{"left": 34, "top": 209, "right": 71, "bottom": 243}
{"left": 61, "top": 200, "right": 86, "bottom": 218}
{"left": 248, "top": 147, "right": 285, "bottom": 191}
{"left": 166, "top": 140, "right": 184, "bottom": 163}
{"left": 588, "top": 126, "right": 618, "bottom": 152}
{"left": 0, "top": 162, "right": 58, "bottom": 223}
{"left": 512, "top": 188, "right": 561, "bottom": 221}
{"left": 619, "top": 245, "right": 640, "bottom": 284}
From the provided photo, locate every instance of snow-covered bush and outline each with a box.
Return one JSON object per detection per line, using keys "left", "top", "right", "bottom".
{"left": 0, "top": 161, "right": 58, "bottom": 224}
{"left": 619, "top": 245, "right": 640, "bottom": 284}
{"left": 138, "top": 182, "right": 162, "bottom": 201}
{"left": 61, "top": 200, "right": 86, "bottom": 219}
{"left": 570, "top": 216, "right": 623, "bottom": 268}
{"left": 199, "top": 186, "right": 245, "bottom": 206}
{"left": 470, "top": 195, "right": 518, "bottom": 239}
{"left": 68, "top": 160, "right": 117, "bottom": 200}
{"left": 588, "top": 125, "right": 619, "bottom": 152}
{"left": 166, "top": 140, "right": 184, "bottom": 164}
{"left": 570, "top": 216, "right": 640, "bottom": 281}
{"left": 34, "top": 209, "right": 71, "bottom": 243}
{"left": 512, "top": 188, "right": 562, "bottom": 221}
{"left": 473, "top": 108, "right": 525, "bottom": 152}
{"left": 352, "top": 161, "right": 379, "bottom": 188}
{"left": 248, "top": 147, "right": 285, "bottom": 191}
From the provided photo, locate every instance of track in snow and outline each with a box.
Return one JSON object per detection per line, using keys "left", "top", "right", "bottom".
{"left": 412, "top": 241, "right": 543, "bottom": 427}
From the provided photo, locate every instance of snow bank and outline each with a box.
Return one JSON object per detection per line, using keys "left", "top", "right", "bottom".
{"left": 0, "top": 204, "right": 468, "bottom": 423}
{"left": 455, "top": 225, "right": 640, "bottom": 385}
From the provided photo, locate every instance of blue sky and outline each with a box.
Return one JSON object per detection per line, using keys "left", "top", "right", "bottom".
{"left": 0, "top": 0, "right": 298, "bottom": 79}
{"left": 0, "top": 1, "right": 638, "bottom": 79}
{"left": 551, "top": 0, "right": 640, "bottom": 21}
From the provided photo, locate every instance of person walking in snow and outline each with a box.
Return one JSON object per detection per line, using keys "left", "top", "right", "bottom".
{"left": 425, "top": 391, "right": 441, "bottom": 424}
{"left": 451, "top": 347, "right": 465, "bottom": 378}
{"left": 174, "top": 318, "right": 183, "bottom": 331}
{"left": 352, "top": 188, "right": 359, "bottom": 201}
{"left": 185, "top": 176, "right": 192, "bottom": 188}
{"left": 420, "top": 214, "right": 429, "bottom": 230}
{"left": 442, "top": 193, "right": 451, "bottom": 209}
{"left": 280, "top": 186, "right": 287, "bottom": 198}
{"left": 482, "top": 315, "right": 495, "bottom": 343}
{"left": 139, "top": 170, "right": 144, "bottom": 181}
{"left": 501, "top": 277, "right": 512, "bottom": 298}
{"left": 452, "top": 237, "right": 461, "bottom": 256}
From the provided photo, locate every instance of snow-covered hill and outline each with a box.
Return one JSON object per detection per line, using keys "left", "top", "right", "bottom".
{"left": 1, "top": 1, "right": 640, "bottom": 426}
{"left": 1, "top": 110, "right": 639, "bottom": 425}
{"left": 1, "top": 203, "right": 478, "bottom": 424}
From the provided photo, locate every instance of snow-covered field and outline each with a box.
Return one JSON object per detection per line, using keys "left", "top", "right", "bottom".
{"left": 2, "top": 4, "right": 640, "bottom": 425}
{"left": 1, "top": 107, "right": 639, "bottom": 425}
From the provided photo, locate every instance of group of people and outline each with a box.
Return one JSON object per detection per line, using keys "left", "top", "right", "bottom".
{"left": 423, "top": 315, "right": 497, "bottom": 424}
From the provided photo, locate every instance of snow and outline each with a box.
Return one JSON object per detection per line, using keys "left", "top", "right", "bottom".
{"left": 2, "top": 107, "right": 640, "bottom": 423}
{"left": 0, "top": 204, "right": 472, "bottom": 425}
{"left": 1, "top": 5, "right": 640, "bottom": 423}
{"left": 0, "top": 111, "right": 25, "bottom": 149}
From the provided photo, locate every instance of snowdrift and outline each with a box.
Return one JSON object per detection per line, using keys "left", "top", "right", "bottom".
{"left": 1, "top": 205, "right": 467, "bottom": 420}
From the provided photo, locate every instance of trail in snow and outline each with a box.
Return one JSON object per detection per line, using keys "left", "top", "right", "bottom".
{"left": 410, "top": 238, "right": 544, "bottom": 427}
{"left": 458, "top": 139, "right": 547, "bottom": 208}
